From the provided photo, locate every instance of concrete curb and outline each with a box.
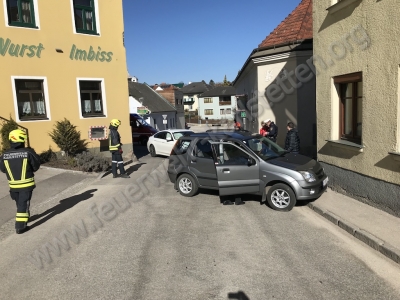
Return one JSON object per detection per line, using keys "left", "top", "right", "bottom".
{"left": 40, "top": 166, "right": 98, "bottom": 176}
{"left": 307, "top": 203, "right": 400, "bottom": 265}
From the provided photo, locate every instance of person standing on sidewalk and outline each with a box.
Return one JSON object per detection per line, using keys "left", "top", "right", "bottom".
{"left": 109, "top": 119, "right": 130, "bottom": 179}
{"left": 284, "top": 122, "right": 300, "bottom": 154}
{"left": 0, "top": 129, "right": 40, "bottom": 234}
{"left": 265, "top": 119, "right": 278, "bottom": 142}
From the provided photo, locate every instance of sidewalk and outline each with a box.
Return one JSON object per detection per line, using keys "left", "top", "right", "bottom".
{"left": 308, "top": 188, "right": 400, "bottom": 265}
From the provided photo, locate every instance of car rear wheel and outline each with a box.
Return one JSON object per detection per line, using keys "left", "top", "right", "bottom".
{"left": 266, "top": 183, "right": 296, "bottom": 212}
{"left": 149, "top": 145, "right": 156, "bottom": 157}
{"left": 177, "top": 174, "right": 198, "bottom": 197}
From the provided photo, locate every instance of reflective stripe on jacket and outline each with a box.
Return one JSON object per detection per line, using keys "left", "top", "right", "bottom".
{"left": 0, "top": 147, "right": 40, "bottom": 192}
{"left": 109, "top": 128, "right": 121, "bottom": 152}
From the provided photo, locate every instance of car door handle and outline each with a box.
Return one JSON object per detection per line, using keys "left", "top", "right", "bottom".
{"left": 222, "top": 168, "right": 230, "bottom": 173}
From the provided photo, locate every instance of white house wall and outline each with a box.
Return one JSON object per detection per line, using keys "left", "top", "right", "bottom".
{"left": 199, "top": 96, "right": 236, "bottom": 120}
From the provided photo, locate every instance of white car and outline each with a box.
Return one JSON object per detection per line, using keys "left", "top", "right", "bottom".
{"left": 147, "top": 129, "right": 194, "bottom": 157}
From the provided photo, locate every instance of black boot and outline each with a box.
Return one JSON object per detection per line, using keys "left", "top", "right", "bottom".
{"left": 120, "top": 174, "right": 130, "bottom": 178}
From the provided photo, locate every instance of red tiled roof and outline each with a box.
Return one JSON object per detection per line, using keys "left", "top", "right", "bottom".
{"left": 258, "top": 0, "right": 312, "bottom": 49}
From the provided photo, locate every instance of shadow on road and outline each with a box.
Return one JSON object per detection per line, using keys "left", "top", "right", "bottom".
{"left": 100, "top": 162, "right": 146, "bottom": 179}
{"left": 228, "top": 291, "right": 250, "bottom": 300}
{"left": 29, "top": 189, "right": 97, "bottom": 229}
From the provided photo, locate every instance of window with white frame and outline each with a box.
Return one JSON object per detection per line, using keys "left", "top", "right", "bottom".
{"left": 204, "top": 97, "right": 213, "bottom": 103}
{"left": 79, "top": 80, "right": 104, "bottom": 117}
{"left": 220, "top": 109, "right": 225, "bottom": 115}
{"left": 226, "top": 108, "right": 232, "bottom": 114}
{"left": 204, "top": 109, "right": 213, "bottom": 115}
{"left": 14, "top": 79, "right": 48, "bottom": 120}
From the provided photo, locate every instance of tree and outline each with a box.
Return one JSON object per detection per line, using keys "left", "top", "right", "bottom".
{"left": 48, "top": 118, "right": 87, "bottom": 157}
{"left": 209, "top": 80, "right": 215, "bottom": 86}
{"left": 223, "top": 75, "right": 231, "bottom": 86}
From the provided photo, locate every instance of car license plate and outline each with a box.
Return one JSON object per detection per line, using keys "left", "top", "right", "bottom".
{"left": 323, "top": 177, "right": 328, "bottom": 186}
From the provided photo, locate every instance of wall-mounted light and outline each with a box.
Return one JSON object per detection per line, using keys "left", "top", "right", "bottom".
{"left": 55, "top": 49, "right": 63, "bottom": 53}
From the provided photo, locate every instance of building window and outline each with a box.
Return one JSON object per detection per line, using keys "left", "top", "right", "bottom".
{"left": 14, "top": 79, "right": 47, "bottom": 120}
{"left": 334, "top": 72, "right": 362, "bottom": 143}
{"left": 79, "top": 80, "right": 104, "bottom": 117}
{"left": 219, "top": 96, "right": 231, "bottom": 105}
{"left": 226, "top": 108, "right": 232, "bottom": 114}
{"left": 6, "top": 0, "right": 37, "bottom": 28}
{"left": 204, "top": 97, "right": 213, "bottom": 103}
{"left": 220, "top": 109, "right": 225, "bottom": 115}
{"left": 73, "top": 0, "right": 97, "bottom": 35}
{"left": 204, "top": 109, "right": 213, "bottom": 115}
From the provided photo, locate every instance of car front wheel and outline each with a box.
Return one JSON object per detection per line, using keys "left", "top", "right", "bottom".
{"left": 149, "top": 145, "right": 156, "bottom": 157}
{"left": 266, "top": 183, "right": 296, "bottom": 212}
{"left": 177, "top": 174, "right": 198, "bottom": 197}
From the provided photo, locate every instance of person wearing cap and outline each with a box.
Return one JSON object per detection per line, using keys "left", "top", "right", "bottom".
{"left": 109, "top": 119, "right": 130, "bottom": 178}
{"left": 0, "top": 129, "right": 40, "bottom": 234}
{"left": 264, "top": 119, "right": 278, "bottom": 142}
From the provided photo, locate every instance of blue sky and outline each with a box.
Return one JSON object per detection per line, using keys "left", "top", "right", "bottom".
{"left": 123, "top": 0, "right": 302, "bottom": 85}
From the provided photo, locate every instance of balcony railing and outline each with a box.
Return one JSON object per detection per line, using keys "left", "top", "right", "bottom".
{"left": 219, "top": 101, "right": 231, "bottom": 106}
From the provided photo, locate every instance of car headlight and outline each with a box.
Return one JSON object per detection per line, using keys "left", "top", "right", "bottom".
{"left": 299, "top": 171, "right": 316, "bottom": 183}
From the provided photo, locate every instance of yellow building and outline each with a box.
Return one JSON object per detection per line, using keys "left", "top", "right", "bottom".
{"left": 0, "top": 0, "right": 131, "bottom": 154}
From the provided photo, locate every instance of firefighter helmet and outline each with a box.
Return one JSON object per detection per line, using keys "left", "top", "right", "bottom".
{"left": 9, "top": 129, "right": 27, "bottom": 143}
{"left": 110, "top": 119, "right": 121, "bottom": 127}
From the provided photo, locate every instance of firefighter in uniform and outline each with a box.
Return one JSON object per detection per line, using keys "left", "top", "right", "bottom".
{"left": 0, "top": 129, "right": 40, "bottom": 234}
{"left": 109, "top": 119, "right": 130, "bottom": 178}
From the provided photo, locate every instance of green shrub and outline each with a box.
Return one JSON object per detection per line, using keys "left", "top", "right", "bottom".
{"left": 75, "top": 151, "right": 110, "bottom": 172}
{"left": 39, "top": 147, "right": 57, "bottom": 164}
{"left": 48, "top": 118, "right": 87, "bottom": 157}
{"left": 0, "top": 117, "right": 20, "bottom": 153}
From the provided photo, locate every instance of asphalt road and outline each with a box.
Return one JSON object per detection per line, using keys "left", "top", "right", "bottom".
{"left": 0, "top": 150, "right": 399, "bottom": 299}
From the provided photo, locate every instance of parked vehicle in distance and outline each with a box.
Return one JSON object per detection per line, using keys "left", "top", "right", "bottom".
{"left": 147, "top": 129, "right": 194, "bottom": 157}
{"left": 206, "top": 128, "right": 250, "bottom": 133}
{"left": 167, "top": 131, "right": 328, "bottom": 211}
{"left": 130, "top": 113, "right": 158, "bottom": 145}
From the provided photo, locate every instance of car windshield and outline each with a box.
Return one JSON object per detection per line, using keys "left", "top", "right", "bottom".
{"left": 243, "top": 136, "right": 286, "bottom": 161}
{"left": 173, "top": 131, "right": 193, "bottom": 139}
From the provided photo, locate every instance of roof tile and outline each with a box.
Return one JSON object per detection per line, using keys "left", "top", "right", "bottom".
{"left": 258, "top": 0, "right": 312, "bottom": 49}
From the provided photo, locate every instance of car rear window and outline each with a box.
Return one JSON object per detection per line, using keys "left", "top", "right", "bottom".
{"left": 171, "top": 139, "right": 191, "bottom": 155}
{"left": 173, "top": 131, "right": 193, "bottom": 140}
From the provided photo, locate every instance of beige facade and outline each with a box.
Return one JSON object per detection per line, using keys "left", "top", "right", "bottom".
{"left": 0, "top": 0, "right": 131, "bottom": 153}
{"left": 234, "top": 44, "right": 317, "bottom": 158}
{"left": 314, "top": 0, "right": 400, "bottom": 214}
{"left": 314, "top": 0, "right": 400, "bottom": 184}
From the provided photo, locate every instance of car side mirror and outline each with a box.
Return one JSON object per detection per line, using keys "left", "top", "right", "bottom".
{"left": 247, "top": 157, "right": 256, "bottom": 166}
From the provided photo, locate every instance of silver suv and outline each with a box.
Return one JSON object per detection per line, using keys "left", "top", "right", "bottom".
{"left": 167, "top": 132, "right": 328, "bottom": 211}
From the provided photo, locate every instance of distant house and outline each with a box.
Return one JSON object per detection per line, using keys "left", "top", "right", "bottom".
{"left": 151, "top": 83, "right": 185, "bottom": 129}
{"left": 180, "top": 81, "right": 213, "bottom": 113}
{"left": 128, "top": 82, "right": 177, "bottom": 130}
{"left": 198, "top": 86, "right": 237, "bottom": 120}
{"left": 233, "top": 0, "right": 316, "bottom": 158}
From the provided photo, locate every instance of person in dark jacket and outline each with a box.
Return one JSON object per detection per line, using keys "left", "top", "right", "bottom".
{"left": 109, "top": 119, "right": 130, "bottom": 179}
{"left": 284, "top": 122, "right": 300, "bottom": 154}
{"left": 265, "top": 119, "right": 278, "bottom": 142}
{"left": 0, "top": 129, "right": 40, "bottom": 234}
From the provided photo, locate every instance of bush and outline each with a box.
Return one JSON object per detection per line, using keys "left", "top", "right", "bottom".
{"left": 0, "top": 117, "right": 19, "bottom": 153}
{"left": 75, "top": 151, "right": 110, "bottom": 173}
{"left": 39, "top": 147, "right": 57, "bottom": 164}
{"left": 48, "top": 118, "right": 87, "bottom": 157}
